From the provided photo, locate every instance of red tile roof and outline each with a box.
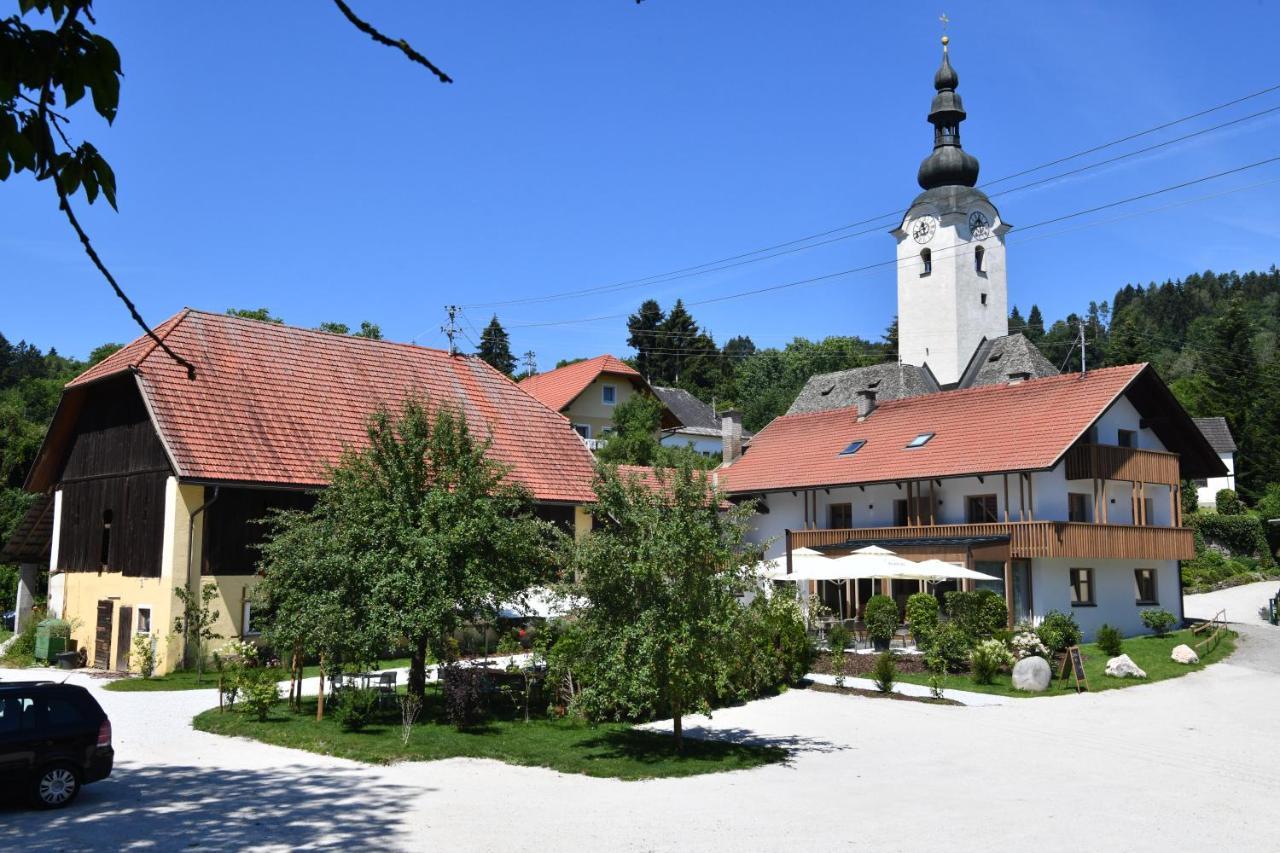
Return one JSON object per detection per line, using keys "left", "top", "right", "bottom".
{"left": 66, "top": 310, "right": 596, "bottom": 503}
{"left": 717, "top": 364, "right": 1148, "bottom": 494}
{"left": 518, "top": 354, "right": 642, "bottom": 413}
{"left": 615, "top": 465, "right": 732, "bottom": 509}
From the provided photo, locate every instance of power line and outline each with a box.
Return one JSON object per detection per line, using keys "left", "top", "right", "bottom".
{"left": 464, "top": 82, "right": 1280, "bottom": 311}
{"left": 506, "top": 153, "right": 1280, "bottom": 330}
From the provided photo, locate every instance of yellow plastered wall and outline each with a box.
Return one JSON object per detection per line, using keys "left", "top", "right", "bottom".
{"left": 561, "top": 376, "right": 637, "bottom": 437}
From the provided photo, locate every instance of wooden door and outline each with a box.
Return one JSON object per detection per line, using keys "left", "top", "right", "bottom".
{"left": 115, "top": 606, "right": 133, "bottom": 672}
{"left": 94, "top": 600, "right": 113, "bottom": 669}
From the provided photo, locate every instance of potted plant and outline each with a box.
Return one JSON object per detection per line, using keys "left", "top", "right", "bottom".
{"left": 864, "top": 595, "right": 899, "bottom": 652}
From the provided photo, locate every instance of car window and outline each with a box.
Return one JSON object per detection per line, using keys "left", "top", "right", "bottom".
{"left": 44, "top": 697, "right": 86, "bottom": 727}
{"left": 0, "top": 695, "right": 37, "bottom": 733}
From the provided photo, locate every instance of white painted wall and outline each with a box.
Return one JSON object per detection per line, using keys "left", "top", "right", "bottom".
{"left": 1196, "top": 452, "right": 1236, "bottom": 507}
{"left": 1030, "top": 558, "right": 1181, "bottom": 641}
{"left": 47, "top": 488, "right": 65, "bottom": 618}
{"left": 661, "top": 431, "right": 722, "bottom": 456}
{"left": 895, "top": 197, "right": 1008, "bottom": 385}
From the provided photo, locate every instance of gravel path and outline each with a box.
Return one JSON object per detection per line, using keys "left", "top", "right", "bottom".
{"left": 4, "top": 650, "right": 1279, "bottom": 852}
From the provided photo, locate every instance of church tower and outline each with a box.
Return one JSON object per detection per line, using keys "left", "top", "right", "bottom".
{"left": 893, "top": 37, "right": 1010, "bottom": 386}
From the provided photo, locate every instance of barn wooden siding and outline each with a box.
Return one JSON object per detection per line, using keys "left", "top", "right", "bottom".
{"left": 202, "top": 487, "right": 317, "bottom": 575}
{"left": 55, "top": 377, "right": 172, "bottom": 577}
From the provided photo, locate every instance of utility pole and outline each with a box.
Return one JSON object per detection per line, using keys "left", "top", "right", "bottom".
{"left": 521, "top": 350, "right": 537, "bottom": 377}
{"left": 1078, "top": 320, "right": 1087, "bottom": 376}
{"left": 441, "top": 305, "right": 461, "bottom": 356}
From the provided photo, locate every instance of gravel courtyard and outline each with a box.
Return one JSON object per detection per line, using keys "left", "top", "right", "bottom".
{"left": 4, "top": 592, "right": 1278, "bottom": 852}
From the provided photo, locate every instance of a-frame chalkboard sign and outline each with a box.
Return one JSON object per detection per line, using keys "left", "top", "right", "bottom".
{"left": 1058, "top": 645, "right": 1088, "bottom": 692}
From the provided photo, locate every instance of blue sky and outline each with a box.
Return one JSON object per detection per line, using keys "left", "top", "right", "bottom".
{"left": 4, "top": 1, "right": 1280, "bottom": 366}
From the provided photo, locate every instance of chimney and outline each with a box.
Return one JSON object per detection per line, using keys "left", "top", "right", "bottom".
{"left": 721, "top": 409, "right": 743, "bottom": 463}
{"left": 856, "top": 390, "right": 877, "bottom": 421}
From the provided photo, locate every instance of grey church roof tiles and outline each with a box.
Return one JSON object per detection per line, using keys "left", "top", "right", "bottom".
{"left": 958, "top": 333, "right": 1060, "bottom": 389}
{"left": 1192, "top": 417, "right": 1237, "bottom": 455}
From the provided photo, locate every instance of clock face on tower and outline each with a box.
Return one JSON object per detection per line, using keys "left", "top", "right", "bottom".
{"left": 968, "top": 211, "right": 991, "bottom": 240}
{"left": 911, "top": 216, "right": 938, "bottom": 244}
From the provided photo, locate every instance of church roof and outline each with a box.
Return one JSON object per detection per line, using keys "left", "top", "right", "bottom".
{"left": 957, "top": 333, "right": 1061, "bottom": 389}
{"left": 787, "top": 362, "right": 941, "bottom": 414}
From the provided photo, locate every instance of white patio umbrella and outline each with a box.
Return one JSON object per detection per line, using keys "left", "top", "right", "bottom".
{"left": 910, "top": 559, "right": 1003, "bottom": 583}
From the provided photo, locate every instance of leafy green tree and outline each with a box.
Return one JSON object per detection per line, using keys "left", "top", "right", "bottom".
{"left": 476, "top": 315, "right": 516, "bottom": 376}
{"left": 596, "top": 393, "right": 663, "bottom": 467}
{"left": 355, "top": 321, "right": 382, "bottom": 340}
{"left": 299, "top": 397, "right": 555, "bottom": 698}
{"left": 227, "top": 308, "right": 283, "bottom": 324}
{"left": 173, "top": 582, "right": 223, "bottom": 682}
{"left": 569, "top": 463, "right": 762, "bottom": 751}
{"left": 318, "top": 322, "right": 351, "bottom": 335}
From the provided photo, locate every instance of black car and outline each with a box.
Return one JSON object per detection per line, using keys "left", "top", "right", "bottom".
{"left": 0, "top": 681, "right": 113, "bottom": 808}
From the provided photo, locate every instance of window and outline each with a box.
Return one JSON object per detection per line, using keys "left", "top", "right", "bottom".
{"left": 906, "top": 432, "right": 935, "bottom": 449}
{"left": 0, "top": 695, "right": 36, "bottom": 733}
{"left": 100, "top": 508, "right": 113, "bottom": 570}
{"left": 43, "top": 697, "right": 85, "bottom": 728}
{"left": 1070, "top": 568, "right": 1095, "bottom": 606}
{"left": 966, "top": 495, "right": 998, "bottom": 524}
{"left": 136, "top": 607, "right": 152, "bottom": 634}
{"left": 1134, "top": 569, "right": 1158, "bottom": 605}
{"left": 1140, "top": 497, "right": 1154, "bottom": 525}
{"left": 894, "top": 497, "right": 933, "bottom": 526}
{"left": 242, "top": 601, "right": 261, "bottom": 637}
{"left": 828, "top": 503, "right": 853, "bottom": 529}
{"left": 1068, "top": 493, "right": 1092, "bottom": 523}
{"left": 980, "top": 292, "right": 988, "bottom": 305}
{"left": 602, "top": 384, "right": 617, "bottom": 405}
{"left": 1117, "top": 429, "right": 1136, "bottom": 448}
{"left": 573, "top": 424, "right": 591, "bottom": 439}
{"left": 920, "top": 248, "right": 932, "bottom": 276}
{"left": 838, "top": 439, "right": 866, "bottom": 456}
{"left": 975, "top": 245, "right": 985, "bottom": 272}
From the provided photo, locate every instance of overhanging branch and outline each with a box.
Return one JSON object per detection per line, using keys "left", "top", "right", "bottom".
{"left": 331, "top": 0, "right": 454, "bottom": 84}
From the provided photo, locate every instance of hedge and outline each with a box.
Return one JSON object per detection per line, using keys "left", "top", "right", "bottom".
{"left": 1190, "top": 513, "right": 1273, "bottom": 567}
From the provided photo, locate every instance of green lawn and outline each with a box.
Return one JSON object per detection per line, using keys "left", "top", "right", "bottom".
{"left": 104, "top": 657, "right": 414, "bottom": 692}
{"left": 893, "top": 628, "right": 1236, "bottom": 698}
{"left": 0, "top": 629, "right": 11, "bottom": 644}
{"left": 193, "top": 690, "right": 785, "bottom": 780}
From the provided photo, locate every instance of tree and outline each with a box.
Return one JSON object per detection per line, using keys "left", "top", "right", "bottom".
{"left": 355, "top": 321, "right": 382, "bottom": 340}
{"left": 1008, "top": 305, "right": 1025, "bottom": 332}
{"left": 296, "top": 396, "right": 555, "bottom": 698}
{"left": 476, "top": 315, "right": 516, "bottom": 376}
{"left": 173, "top": 582, "right": 223, "bottom": 682}
{"left": 1025, "top": 305, "right": 1045, "bottom": 342}
{"left": 317, "top": 322, "right": 350, "bottom": 335}
{"left": 227, "top": 307, "right": 282, "bottom": 324}
{"left": 569, "top": 462, "right": 762, "bottom": 751}
{"left": 3, "top": 0, "right": 448, "bottom": 376}
{"left": 596, "top": 393, "right": 663, "bottom": 467}
{"left": 626, "top": 300, "right": 666, "bottom": 381}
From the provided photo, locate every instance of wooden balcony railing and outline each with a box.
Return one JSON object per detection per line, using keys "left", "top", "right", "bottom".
{"left": 1064, "top": 444, "right": 1180, "bottom": 486}
{"left": 789, "top": 521, "right": 1195, "bottom": 560}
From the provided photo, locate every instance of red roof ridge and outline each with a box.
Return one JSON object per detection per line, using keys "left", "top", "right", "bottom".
{"left": 182, "top": 308, "right": 459, "bottom": 359}
{"left": 66, "top": 308, "right": 193, "bottom": 388}
{"left": 518, "top": 353, "right": 643, "bottom": 412}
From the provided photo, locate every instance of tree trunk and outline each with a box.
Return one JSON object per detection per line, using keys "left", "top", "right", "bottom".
{"left": 316, "top": 655, "right": 326, "bottom": 721}
{"left": 409, "top": 635, "right": 429, "bottom": 699}
{"left": 672, "top": 699, "right": 683, "bottom": 753}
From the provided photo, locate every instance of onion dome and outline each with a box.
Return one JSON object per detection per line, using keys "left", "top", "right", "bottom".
{"left": 917, "top": 36, "right": 980, "bottom": 190}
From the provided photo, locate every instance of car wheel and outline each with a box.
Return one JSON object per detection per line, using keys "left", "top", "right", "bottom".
{"left": 31, "top": 762, "right": 81, "bottom": 809}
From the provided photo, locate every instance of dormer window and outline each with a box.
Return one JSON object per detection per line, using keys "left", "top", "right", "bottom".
{"left": 906, "top": 432, "right": 935, "bottom": 449}
{"left": 602, "top": 384, "right": 616, "bottom": 405}
{"left": 920, "top": 248, "right": 932, "bottom": 277}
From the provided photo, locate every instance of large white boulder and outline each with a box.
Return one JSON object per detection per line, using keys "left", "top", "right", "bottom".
{"left": 1105, "top": 654, "right": 1147, "bottom": 679}
{"left": 1011, "top": 655, "right": 1052, "bottom": 692}
{"left": 1171, "top": 644, "right": 1200, "bottom": 665}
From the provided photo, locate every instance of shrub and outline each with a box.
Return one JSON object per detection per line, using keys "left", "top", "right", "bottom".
{"left": 720, "top": 594, "right": 813, "bottom": 702}
{"left": 1010, "top": 630, "right": 1048, "bottom": 660}
{"left": 872, "top": 651, "right": 896, "bottom": 693}
{"left": 2, "top": 607, "right": 41, "bottom": 663}
{"left": 863, "top": 595, "right": 899, "bottom": 646}
{"left": 905, "top": 593, "right": 939, "bottom": 649}
{"left": 333, "top": 687, "right": 380, "bottom": 732}
{"left": 496, "top": 630, "right": 521, "bottom": 656}
{"left": 1095, "top": 624, "right": 1123, "bottom": 656}
{"left": 924, "top": 622, "right": 973, "bottom": 673}
{"left": 131, "top": 633, "right": 157, "bottom": 678}
{"left": 1191, "top": 513, "right": 1273, "bottom": 566}
{"left": 1037, "top": 610, "right": 1082, "bottom": 659}
{"left": 977, "top": 591, "right": 1009, "bottom": 636}
{"left": 825, "top": 622, "right": 851, "bottom": 653}
{"left": 944, "top": 589, "right": 1007, "bottom": 639}
{"left": 1215, "top": 489, "right": 1246, "bottom": 516}
{"left": 1140, "top": 608, "right": 1177, "bottom": 637}
{"left": 442, "top": 664, "right": 490, "bottom": 728}
{"left": 1180, "top": 550, "right": 1267, "bottom": 592}
{"left": 969, "top": 639, "right": 1014, "bottom": 685}
{"left": 239, "top": 668, "right": 280, "bottom": 722}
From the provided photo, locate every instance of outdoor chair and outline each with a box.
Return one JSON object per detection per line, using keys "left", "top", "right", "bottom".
{"left": 376, "top": 671, "right": 397, "bottom": 707}
{"left": 851, "top": 620, "right": 868, "bottom": 648}
{"left": 893, "top": 625, "right": 911, "bottom": 649}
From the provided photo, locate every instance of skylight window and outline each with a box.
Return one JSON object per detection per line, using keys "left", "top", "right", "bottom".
{"left": 906, "top": 432, "right": 935, "bottom": 449}
{"left": 838, "top": 440, "right": 866, "bottom": 457}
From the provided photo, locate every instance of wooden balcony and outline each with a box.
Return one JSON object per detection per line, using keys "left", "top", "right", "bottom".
{"left": 789, "top": 521, "right": 1196, "bottom": 561}
{"left": 1064, "top": 443, "right": 1180, "bottom": 486}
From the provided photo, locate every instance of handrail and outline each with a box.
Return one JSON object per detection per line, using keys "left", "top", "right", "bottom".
{"left": 1192, "top": 608, "right": 1228, "bottom": 656}
{"left": 1063, "top": 443, "right": 1181, "bottom": 486}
